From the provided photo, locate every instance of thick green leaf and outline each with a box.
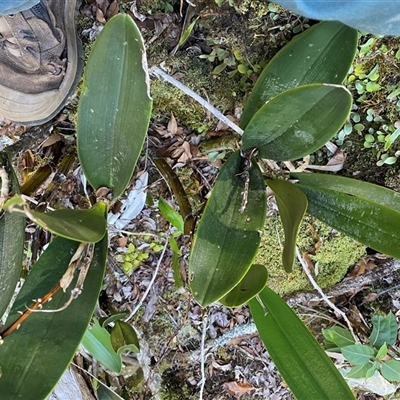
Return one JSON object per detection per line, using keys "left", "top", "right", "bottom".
{"left": 292, "top": 172, "right": 400, "bottom": 259}
{"left": 4, "top": 195, "right": 107, "bottom": 243}
{"left": 266, "top": 179, "right": 307, "bottom": 272}
{"left": 370, "top": 312, "right": 398, "bottom": 347}
{"left": 82, "top": 318, "right": 122, "bottom": 373}
{"left": 102, "top": 313, "right": 129, "bottom": 327}
{"left": 219, "top": 264, "right": 268, "bottom": 307}
{"left": 158, "top": 197, "right": 184, "bottom": 233}
{"left": 189, "top": 151, "right": 266, "bottom": 305}
{"left": 249, "top": 287, "right": 355, "bottom": 400}
{"left": 0, "top": 158, "right": 25, "bottom": 320}
{"left": 341, "top": 344, "right": 375, "bottom": 365}
{"left": 381, "top": 360, "right": 400, "bottom": 382}
{"left": 77, "top": 14, "right": 152, "bottom": 200}
{"left": 0, "top": 235, "right": 107, "bottom": 399}
{"left": 110, "top": 320, "right": 140, "bottom": 354}
{"left": 169, "top": 236, "right": 183, "bottom": 289}
{"left": 322, "top": 326, "right": 355, "bottom": 349}
{"left": 240, "top": 21, "right": 357, "bottom": 128}
{"left": 97, "top": 380, "right": 125, "bottom": 400}
{"left": 151, "top": 155, "right": 194, "bottom": 235}
{"left": 242, "top": 84, "right": 352, "bottom": 161}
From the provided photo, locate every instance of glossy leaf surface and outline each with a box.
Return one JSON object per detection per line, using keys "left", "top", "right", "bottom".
{"left": 249, "top": 287, "right": 355, "bottom": 400}
{"left": 242, "top": 84, "right": 352, "bottom": 161}
{"left": 220, "top": 264, "right": 268, "bottom": 307}
{"left": 292, "top": 172, "right": 400, "bottom": 258}
{"left": 0, "top": 235, "right": 107, "bottom": 399}
{"left": 111, "top": 321, "right": 140, "bottom": 354}
{"left": 0, "top": 158, "right": 25, "bottom": 319}
{"left": 266, "top": 179, "right": 307, "bottom": 272}
{"left": 240, "top": 21, "right": 357, "bottom": 128}
{"left": 189, "top": 151, "right": 266, "bottom": 305}
{"left": 158, "top": 196, "right": 184, "bottom": 233}
{"left": 77, "top": 14, "right": 152, "bottom": 200}
{"left": 82, "top": 318, "right": 122, "bottom": 373}
{"left": 4, "top": 196, "right": 107, "bottom": 243}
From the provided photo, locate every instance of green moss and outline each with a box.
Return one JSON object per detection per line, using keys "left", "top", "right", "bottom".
{"left": 150, "top": 55, "right": 241, "bottom": 132}
{"left": 229, "top": 0, "right": 271, "bottom": 16}
{"left": 255, "top": 215, "right": 365, "bottom": 296}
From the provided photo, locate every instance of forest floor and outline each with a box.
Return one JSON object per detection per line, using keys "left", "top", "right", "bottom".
{"left": 2, "top": 0, "right": 400, "bottom": 399}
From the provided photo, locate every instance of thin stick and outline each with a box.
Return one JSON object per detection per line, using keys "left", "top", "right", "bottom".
{"left": 108, "top": 228, "right": 159, "bottom": 239}
{"left": 125, "top": 234, "right": 170, "bottom": 322}
{"left": 199, "top": 311, "right": 208, "bottom": 400}
{"left": 0, "top": 166, "right": 9, "bottom": 207}
{"left": 33, "top": 244, "right": 94, "bottom": 313}
{"left": 295, "top": 246, "right": 359, "bottom": 343}
{"left": 150, "top": 66, "right": 243, "bottom": 136}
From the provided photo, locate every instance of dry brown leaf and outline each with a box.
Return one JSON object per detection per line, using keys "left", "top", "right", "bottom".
{"left": 224, "top": 381, "right": 254, "bottom": 399}
{"left": 366, "top": 259, "right": 378, "bottom": 271}
{"left": 211, "top": 360, "right": 232, "bottom": 372}
{"left": 348, "top": 260, "right": 366, "bottom": 277}
{"left": 177, "top": 141, "right": 192, "bottom": 163}
{"left": 41, "top": 133, "right": 62, "bottom": 148}
{"left": 118, "top": 236, "right": 128, "bottom": 248}
{"left": 302, "top": 251, "right": 315, "bottom": 276}
{"left": 105, "top": 0, "right": 118, "bottom": 19}
{"left": 95, "top": 7, "right": 106, "bottom": 23}
{"left": 168, "top": 112, "right": 178, "bottom": 136}
{"left": 364, "top": 292, "right": 380, "bottom": 302}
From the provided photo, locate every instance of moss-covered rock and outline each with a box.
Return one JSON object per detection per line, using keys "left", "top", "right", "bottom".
{"left": 256, "top": 215, "right": 366, "bottom": 296}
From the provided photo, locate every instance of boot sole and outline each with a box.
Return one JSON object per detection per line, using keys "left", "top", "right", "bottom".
{"left": 0, "top": 0, "right": 83, "bottom": 126}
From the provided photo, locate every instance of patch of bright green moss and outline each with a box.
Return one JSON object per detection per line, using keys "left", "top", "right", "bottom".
{"left": 256, "top": 215, "right": 366, "bottom": 296}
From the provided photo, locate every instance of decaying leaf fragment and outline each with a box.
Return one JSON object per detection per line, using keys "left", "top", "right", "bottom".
{"left": 224, "top": 381, "right": 255, "bottom": 399}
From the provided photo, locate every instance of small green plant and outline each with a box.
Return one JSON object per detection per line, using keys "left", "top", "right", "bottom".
{"left": 342, "top": 35, "right": 400, "bottom": 166}
{"left": 200, "top": 45, "right": 263, "bottom": 89}
{"left": 115, "top": 238, "right": 164, "bottom": 275}
{"left": 158, "top": 197, "right": 184, "bottom": 288}
{"left": 323, "top": 312, "right": 400, "bottom": 382}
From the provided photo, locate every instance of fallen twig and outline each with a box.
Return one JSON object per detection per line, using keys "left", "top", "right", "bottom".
{"left": 199, "top": 311, "right": 208, "bottom": 400}
{"left": 150, "top": 66, "right": 243, "bottom": 135}
{"left": 296, "top": 246, "right": 360, "bottom": 343}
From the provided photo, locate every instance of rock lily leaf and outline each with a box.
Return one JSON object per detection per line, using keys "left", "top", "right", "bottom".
{"left": 240, "top": 21, "right": 357, "bottom": 128}
{"left": 81, "top": 318, "right": 122, "bottom": 373}
{"left": 219, "top": 264, "right": 268, "bottom": 307}
{"left": 242, "top": 83, "right": 352, "bottom": 161}
{"left": 77, "top": 14, "right": 152, "bottom": 200}
{"left": 4, "top": 195, "right": 107, "bottom": 243}
{"left": 0, "top": 235, "right": 108, "bottom": 399}
{"left": 249, "top": 287, "right": 355, "bottom": 400}
{"left": 0, "top": 156, "right": 25, "bottom": 320}
{"left": 292, "top": 172, "right": 400, "bottom": 259}
{"left": 111, "top": 320, "right": 140, "bottom": 354}
{"left": 266, "top": 179, "right": 308, "bottom": 272}
{"left": 189, "top": 151, "right": 266, "bottom": 306}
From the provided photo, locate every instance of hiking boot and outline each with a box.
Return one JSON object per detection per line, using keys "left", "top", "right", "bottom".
{"left": 0, "top": 0, "right": 82, "bottom": 125}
